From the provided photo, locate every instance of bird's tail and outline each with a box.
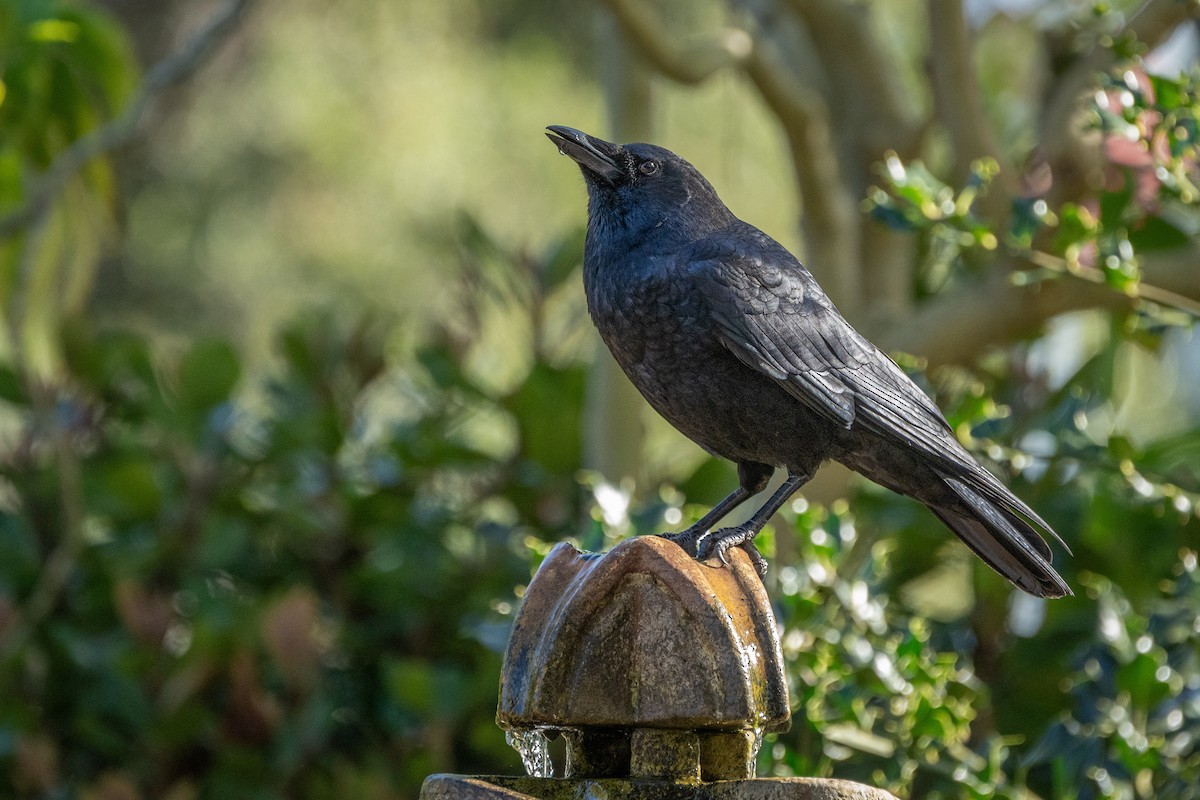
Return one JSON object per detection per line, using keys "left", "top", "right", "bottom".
{"left": 927, "top": 469, "right": 1072, "bottom": 599}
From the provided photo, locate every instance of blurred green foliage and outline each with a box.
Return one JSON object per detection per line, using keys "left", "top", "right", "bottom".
{"left": 757, "top": 500, "right": 1199, "bottom": 800}
{"left": 0, "top": 307, "right": 581, "bottom": 795}
{"left": 0, "top": 0, "right": 135, "bottom": 373}
{"left": 0, "top": 0, "right": 1199, "bottom": 799}
{"left": 868, "top": 65, "right": 1200, "bottom": 301}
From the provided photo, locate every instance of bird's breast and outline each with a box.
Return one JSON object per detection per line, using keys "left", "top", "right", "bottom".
{"left": 587, "top": 257, "right": 699, "bottom": 361}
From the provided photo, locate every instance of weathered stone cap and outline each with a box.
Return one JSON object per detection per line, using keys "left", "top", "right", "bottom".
{"left": 497, "top": 535, "right": 789, "bottom": 733}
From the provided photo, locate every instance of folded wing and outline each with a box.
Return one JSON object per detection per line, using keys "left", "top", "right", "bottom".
{"left": 686, "top": 230, "right": 1070, "bottom": 597}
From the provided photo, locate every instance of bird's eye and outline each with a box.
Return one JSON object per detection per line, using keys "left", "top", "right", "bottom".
{"left": 638, "top": 160, "right": 660, "bottom": 176}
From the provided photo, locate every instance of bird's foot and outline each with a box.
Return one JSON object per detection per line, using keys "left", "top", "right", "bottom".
{"left": 697, "top": 526, "right": 768, "bottom": 577}
{"left": 658, "top": 527, "right": 705, "bottom": 558}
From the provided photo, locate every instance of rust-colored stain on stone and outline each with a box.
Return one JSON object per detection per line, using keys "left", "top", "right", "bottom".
{"left": 497, "top": 536, "right": 789, "bottom": 733}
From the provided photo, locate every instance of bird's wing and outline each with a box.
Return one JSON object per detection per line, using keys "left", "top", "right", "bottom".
{"left": 687, "top": 237, "right": 960, "bottom": 462}
{"left": 688, "top": 235, "right": 1065, "bottom": 544}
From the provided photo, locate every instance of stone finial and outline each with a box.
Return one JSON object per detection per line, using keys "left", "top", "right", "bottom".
{"left": 421, "top": 534, "right": 902, "bottom": 800}
{"left": 497, "top": 535, "right": 789, "bottom": 779}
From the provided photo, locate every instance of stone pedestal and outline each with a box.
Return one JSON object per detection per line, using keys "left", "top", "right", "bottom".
{"left": 420, "top": 535, "right": 898, "bottom": 800}
{"left": 421, "top": 775, "right": 898, "bottom": 800}
{"left": 498, "top": 535, "right": 787, "bottom": 780}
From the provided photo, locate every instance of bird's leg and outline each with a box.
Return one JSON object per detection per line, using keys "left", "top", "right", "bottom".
{"left": 697, "top": 469, "right": 811, "bottom": 577}
{"left": 660, "top": 486, "right": 753, "bottom": 557}
{"left": 660, "top": 462, "right": 773, "bottom": 557}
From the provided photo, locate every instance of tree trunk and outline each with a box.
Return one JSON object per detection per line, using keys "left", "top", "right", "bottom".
{"left": 583, "top": 8, "right": 654, "bottom": 485}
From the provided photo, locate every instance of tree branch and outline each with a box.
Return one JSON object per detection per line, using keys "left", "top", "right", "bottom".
{"left": 878, "top": 246, "right": 1200, "bottom": 367}
{"left": 584, "top": 6, "right": 655, "bottom": 483}
{"left": 0, "top": 385, "right": 87, "bottom": 662}
{"left": 725, "top": 6, "right": 864, "bottom": 312}
{"left": 600, "top": 0, "right": 865, "bottom": 311}
{"left": 744, "top": 43, "right": 864, "bottom": 311}
{"left": 927, "top": 0, "right": 1010, "bottom": 194}
{"left": 600, "top": 0, "right": 753, "bottom": 84}
{"left": 0, "top": 0, "right": 257, "bottom": 240}
{"left": 1024, "top": 249, "right": 1200, "bottom": 316}
{"left": 786, "top": 0, "right": 923, "bottom": 162}
{"left": 783, "top": 0, "right": 925, "bottom": 317}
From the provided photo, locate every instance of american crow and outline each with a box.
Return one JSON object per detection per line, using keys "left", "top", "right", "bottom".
{"left": 546, "top": 125, "right": 1070, "bottom": 598}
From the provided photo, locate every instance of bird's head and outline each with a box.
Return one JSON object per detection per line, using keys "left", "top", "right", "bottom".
{"left": 546, "top": 125, "right": 733, "bottom": 243}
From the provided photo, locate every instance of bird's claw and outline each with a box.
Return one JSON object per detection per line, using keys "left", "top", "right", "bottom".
{"left": 658, "top": 528, "right": 704, "bottom": 558}
{"left": 741, "top": 542, "right": 769, "bottom": 577}
{"left": 659, "top": 526, "right": 768, "bottom": 577}
{"left": 697, "top": 526, "right": 768, "bottom": 577}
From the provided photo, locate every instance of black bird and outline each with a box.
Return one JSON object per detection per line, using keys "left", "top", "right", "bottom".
{"left": 546, "top": 125, "right": 1071, "bottom": 599}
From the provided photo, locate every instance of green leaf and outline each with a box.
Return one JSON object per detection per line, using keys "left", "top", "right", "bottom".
{"left": 1117, "top": 651, "right": 1170, "bottom": 709}
{"left": 1099, "top": 177, "right": 1133, "bottom": 231}
{"left": 539, "top": 227, "right": 584, "bottom": 291}
{"left": 502, "top": 362, "right": 585, "bottom": 474}
{"left": 101, "top": 456, "right": 162, "bottom": 518}
{"left": 0, "top": 363, "right": 26, "bottom": 404}
{"left": 177, "top": 338, "right": 240, "bottom": 410}
{"left": 416, "top": 344, "right": 459, "bottom": 389}
{"left": 1128, "top": 215, "right": 1191, "bottom": 251}
{"left": 1056, "top": 203, "right": 1098, "bottom": 252}
{"left": 1148, "top": 74, "right": 1183, "bottom": 111}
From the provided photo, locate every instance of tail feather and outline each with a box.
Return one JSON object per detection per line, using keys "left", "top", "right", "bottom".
{"left": 961, "top": 468, "right": 1073, "bottom": 555}
{"left": 932, "top": 472, "right": 1072, "bottom": 599}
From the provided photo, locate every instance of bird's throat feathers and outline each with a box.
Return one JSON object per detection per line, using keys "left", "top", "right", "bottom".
{"left": 583, "top": 173, "right": 734, "bottom": 259}
{"left": 571, "top": 137, "right": 735, "bottom": 285}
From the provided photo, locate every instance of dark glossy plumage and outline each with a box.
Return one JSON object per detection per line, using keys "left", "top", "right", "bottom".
{"left": 546, "top": 125, "right": 1070, "bottom": 598}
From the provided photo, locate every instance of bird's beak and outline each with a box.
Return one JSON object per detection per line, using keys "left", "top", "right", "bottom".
{"left": 546, "top": 125, "right": 623, "bottom": 183}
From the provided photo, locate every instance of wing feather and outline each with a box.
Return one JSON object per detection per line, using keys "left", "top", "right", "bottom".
{"left": 690, "top": 238, "right": 952, "bottom": 452}
{"left": 683, "top": 229, "right": 1069, "bottom": 588}
{"left": 689, "top": 235, "right": 1071, "bottom": 552}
